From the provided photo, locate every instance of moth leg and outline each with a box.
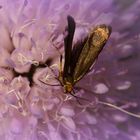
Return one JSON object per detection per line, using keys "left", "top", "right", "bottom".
{"left": 71, "top": 90, "right": 90, "bottom": 104}
{"left": 70, "top": 90, "right": 82, "bottom": 105}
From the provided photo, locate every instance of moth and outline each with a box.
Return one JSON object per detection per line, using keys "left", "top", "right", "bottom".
{"left": 40, "top": 16, "right": 140, "bottom": 119}
{"left": 58, "top": 15, "right": 112, "bottom": 94}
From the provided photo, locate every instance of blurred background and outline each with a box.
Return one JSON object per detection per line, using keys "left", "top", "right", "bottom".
{"left": 0, "top": 0, "right": 139, "bottom": 140}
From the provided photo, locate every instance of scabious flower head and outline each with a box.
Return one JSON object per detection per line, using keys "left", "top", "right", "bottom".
{"left": 0, "top": 0, "right": 140, "bottom": 140}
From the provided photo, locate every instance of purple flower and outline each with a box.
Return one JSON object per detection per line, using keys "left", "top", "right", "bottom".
{"left": 0, "top": 0, "right": 140, "bottom": 140}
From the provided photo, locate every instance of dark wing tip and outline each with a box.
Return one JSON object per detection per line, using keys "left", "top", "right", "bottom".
{"left": 67, "top": 15, "right": 76, "bottom": 31}
{"left": 63, "top": 15, "right": 76, "bottom": 78}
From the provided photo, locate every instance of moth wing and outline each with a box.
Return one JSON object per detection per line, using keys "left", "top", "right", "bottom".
{"left": 63, "top": 15, "right": 75, "bottom": 79}
{"left": 70, "top": 37, "right": 87, "bottom": 76}
{"left": 73, "top": 24, "right": 112, "bottom": 83}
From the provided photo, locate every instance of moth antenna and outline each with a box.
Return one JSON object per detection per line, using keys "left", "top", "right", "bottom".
{"left": 39, "top": 79, "right": 61, "bottom": 86}
{"left": 98, "top": 100, "right": 140, "bottom": 119}
{"left": 43, "top": 63, "right": 60, "bottom": 81}
{"left": 38, "top": 63, "right": 61, "bottom": 86}
{"left": 46, "top": 41, "right": 63, "bottom": 82}
{"left": 51, "top": 40, "right": 62, "bottom": 56}
{"left": 11, "top": 19, "right": 36, "bottom": 37}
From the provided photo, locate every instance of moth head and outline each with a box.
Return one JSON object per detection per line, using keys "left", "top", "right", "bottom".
{"left": 64, "top": 81, "right": 73, "bottom": 93}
